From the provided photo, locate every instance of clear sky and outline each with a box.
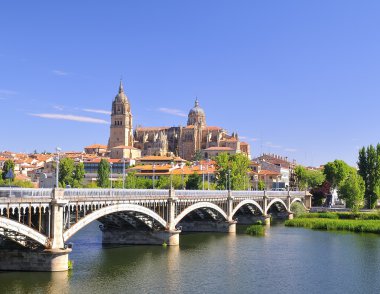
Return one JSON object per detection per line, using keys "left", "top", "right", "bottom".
{"left": 1, "top": 1, "right": 380, "bottom": 166}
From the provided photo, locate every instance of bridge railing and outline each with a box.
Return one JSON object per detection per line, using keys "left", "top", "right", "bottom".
{"left": 0, "top": 188, "right": 53, "bottom": 198}
{"left": 63, "top": 189, "right": 169, "bottom": 198}
{"left": 175, "top": 190, "right": 228, "bottom": 197}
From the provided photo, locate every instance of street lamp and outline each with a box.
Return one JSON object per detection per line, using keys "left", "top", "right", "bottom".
{"left": 110, "top": 162, "right": 113, "bottom": 189}
{"left": 170, "top": 162, "right": 174, "bottom": 189}
{"left": 228, "top": 169, "right": 231, "bottom": 191}
{"left": 153, "top": 164, "right": 156, "bottom": 189}
{"left": 122, "top": 158, "right": 126, "bottom": 189}
{"left": 55, "top": 147, "right": 61, "bottom": 188}
{"left": 201, "top": 164, "right": 205, "bottom": 190}
{"left": 207, "top": 160, "right": 210, "bottom": 190}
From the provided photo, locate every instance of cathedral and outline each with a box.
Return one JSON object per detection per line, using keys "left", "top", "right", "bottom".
{"left": 108, "top": 81, "right": 250, "bottom": 161}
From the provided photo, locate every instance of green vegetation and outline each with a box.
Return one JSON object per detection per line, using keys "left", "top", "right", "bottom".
{"left": 186, "top": 172, "right": 202, "bottom": 190}
{"left": 97, "top": 159, "right": 110, "bottom": 188}
{"left": 2, "top": 160, "right": 15, "bottom": 181}
{"left": 297, "top": 212, "right": 380, "bottom": 220}
{"left": 214, "top": 153, "right": 250, "bottom": 190}
{"left": 287, "top": 211, "right": 380, "bottom": 234}
{"left": 246, "top": 224, "right": 265, "bottom": 236}
{"left": 68, "top": 260, "right": 74, "bottom": 270}
{"left": 58, "top": 158, "right": 85, "bottom": 188}
{"left": 295, "top": 166, "right": 325, "bottom": 190}
{"left": 323, "top": 160, "right": 365, "bottom": 211}
{"left": 285, "top": 218, "right": 380, "bottom": 234}
{"left": 358, "top": 144, "right": 380, "bottom": 209}
{"left": 290, "top": 202, "right": 306, "bottom": 217}
{"left": 257, "top": 180, "right": 265, "bottom": 191}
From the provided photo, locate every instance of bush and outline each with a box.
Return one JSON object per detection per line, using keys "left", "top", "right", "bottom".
{"left": 285, "top": 218, "right": 380, "bottom": 234}
{"left": 246, "top": 224, "right": 265, "bottom": 236}
{"left": 290, "top": 202, "right": 306, "bottom": 217}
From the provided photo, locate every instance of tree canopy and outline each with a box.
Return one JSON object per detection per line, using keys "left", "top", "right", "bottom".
{"left": 2, "top": 160, "right": 15, "bottom": 181}
{"left": 323, "top": 159, "right": 365, "bottom": 211}
{"left": 97, "top": 159, "right": 110, "bottom": 188}
{"left": 295, "top": 166, "right": 325, "bottom": 190}
{"left": 357, "top": 144, "right": 380, "bottom": 208}
{"left": 214, "top": 153, "right": 250, "bottom": 190}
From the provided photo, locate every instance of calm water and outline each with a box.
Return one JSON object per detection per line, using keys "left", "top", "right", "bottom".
{"left": 1, "top": 223, "right": 380, "bottom": 294}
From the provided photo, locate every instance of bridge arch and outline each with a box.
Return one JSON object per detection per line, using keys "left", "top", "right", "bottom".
{"left": 173, "top": 202, "right": 228, "bottom": 227}
{"left": 290, "top": 198, "right": 307, "bottom": 210}
{"left": 232, "top": 199, "right": 264, "bottom": 217}
{"left": 0, "top": 216, "right": 50, "bottom": 248}
{"left": 63, "top": 204, "right": 167, "bottom": 242}
{"left": 265, "top": 198, "right": 289, "bottom": 214}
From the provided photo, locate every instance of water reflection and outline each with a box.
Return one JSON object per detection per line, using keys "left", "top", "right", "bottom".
{"left": 2, "top": 224, "right": 380, "bottom": 294}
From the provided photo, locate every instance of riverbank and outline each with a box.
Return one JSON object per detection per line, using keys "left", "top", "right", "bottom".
{"left": 285, "top": 212, "right": 380, "bottom": 234}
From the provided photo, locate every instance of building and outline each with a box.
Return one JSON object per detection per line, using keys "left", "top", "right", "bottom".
{"left": 131, "top": 94, "right": 250, "bottom": 160}
{"left": 251, "top": 153, "right": 297, "bottom": 189}
{"left": 108, "top": 81, "right": 134, "bottom": 151}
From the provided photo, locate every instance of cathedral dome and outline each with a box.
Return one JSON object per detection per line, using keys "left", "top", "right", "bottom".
{"left": 187, "top": 98, "right": 206, "bottom": 126}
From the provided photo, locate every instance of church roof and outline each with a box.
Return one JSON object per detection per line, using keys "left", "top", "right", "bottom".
{"left": 188, "top": 98, "right": 205, "bottom": 117}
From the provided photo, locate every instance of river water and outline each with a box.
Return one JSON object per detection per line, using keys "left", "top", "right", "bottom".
{"left": 1, "top": 222, "right": 380, "bottom": 294}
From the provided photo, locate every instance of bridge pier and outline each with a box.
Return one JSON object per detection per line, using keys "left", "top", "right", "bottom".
{"left": 101, "top": 228, "right": 180, "bottom": 246}
{"left": 178, "top": 220, "right": 236, "bottom": 233}
{"left": 0, "top": 248, "right": 71, "bottom": 272}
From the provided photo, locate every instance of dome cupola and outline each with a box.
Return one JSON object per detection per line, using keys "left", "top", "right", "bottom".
{"left": 187, "top": 98, "right": 206, "bottom": 127}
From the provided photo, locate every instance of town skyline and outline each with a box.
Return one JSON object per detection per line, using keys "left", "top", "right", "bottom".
{"left": 2, "top": 1, "right": 380, "bottom": 167}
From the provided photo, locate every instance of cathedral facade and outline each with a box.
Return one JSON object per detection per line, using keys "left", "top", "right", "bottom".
{"left": 108, "top": 82, "right": 250, "bottom": 160}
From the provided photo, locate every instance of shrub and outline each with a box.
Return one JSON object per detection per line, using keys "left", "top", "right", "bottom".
{"left": 290, "top": 202, "right": 306, "bottom": 217}
{"left": 246, "top": 224, "right": 265, "bottom": 236}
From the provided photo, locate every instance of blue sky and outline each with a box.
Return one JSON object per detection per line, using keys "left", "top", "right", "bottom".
{"left": 1, "top": 1, "right": 380, "bottom": 166}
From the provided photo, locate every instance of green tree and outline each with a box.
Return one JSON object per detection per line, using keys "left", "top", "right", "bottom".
{"left": 339, "top": 171, "right": 365, "bottom": 212}
{"left": 257, "top": 180, "right": 266, "bottom": 191}
{"left": 323, "top": 160, "right": 353, "bottom": 189}
{"left": 59, "top": 158, "right": 75, "bottom": 187}
{"left": 72, "top": 162, "right": 85, "bottom": 187}
{"left": 2, "top": 160, "right": 15, "bottom": 181}
{"left": 358, "top": 144, "right": 380, "bottom": 208}
{"left": 295, "top": 166, "right": 325, "bottom": 190}
{"left": 97, "top": 159, "right": 110, "bottom": 188}
{"left": 215, "top": 153, "right": 250, "bottom": 190}
{"left": 186, "top": 173, "right": 202, "bottom": 190}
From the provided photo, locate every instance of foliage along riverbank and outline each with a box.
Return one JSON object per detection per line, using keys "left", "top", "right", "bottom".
{"left": 285, "top": 212, "right": 380, "bottom": 234}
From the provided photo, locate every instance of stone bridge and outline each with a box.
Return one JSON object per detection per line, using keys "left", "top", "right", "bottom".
{"left": 0, "top": 188, "right": 311, "bottom": 271}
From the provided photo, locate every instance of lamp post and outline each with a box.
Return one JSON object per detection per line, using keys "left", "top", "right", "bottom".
{"left": 170, "top": 162, "right": 174, "bottom": 189}
{"left": 55, "top": 147, "right": 61, "bottom": 188}
{"left": 228, "top": 169, "right": 231, "bottom": 191}
{"left": 201, "top": 164, "right": 205, "bottom": 190}
{"left": 207, "top": 160, "right": 210, "bottom": 190}
{"left": 122, "top": 158, "right": 126, "bottom": 189}
{"left": 153, "top": 164, "right": 156, "bottom": 189}
{"left": 110, "top": 162, "right": 113, "bottom": 189}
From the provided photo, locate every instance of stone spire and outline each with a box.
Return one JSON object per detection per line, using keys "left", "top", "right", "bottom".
{"left": 119, "top": 79, "right": 124, "bottom": 93}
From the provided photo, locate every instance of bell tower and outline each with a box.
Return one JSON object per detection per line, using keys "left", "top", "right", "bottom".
{"left": 108, "top": 80, "right": 133, "bottom": 149}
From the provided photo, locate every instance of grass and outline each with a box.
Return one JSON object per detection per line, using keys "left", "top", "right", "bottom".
{"left": 285, "top": 218, "right": 380, "bottom": 234}
{"left": 297, "top": 212, "right": 380, "bottom": 220}
{"left": 246, "top": 224, "right": 265, "bottom": 236}
{"left": 68, "top": 260, "right": 74, "bottom": 270}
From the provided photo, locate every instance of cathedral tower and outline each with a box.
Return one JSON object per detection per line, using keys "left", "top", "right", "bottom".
{"left": 108, "top": 80, "right": 133, "bottom": 150}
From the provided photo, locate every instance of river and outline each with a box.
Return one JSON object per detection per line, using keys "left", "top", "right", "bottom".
{"left": 1, "top": 222, "right": 380, "bottom": 294}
